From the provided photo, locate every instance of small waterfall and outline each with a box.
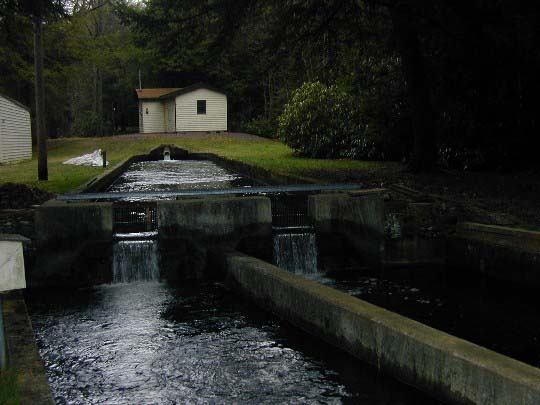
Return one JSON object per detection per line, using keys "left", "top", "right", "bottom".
{"left": 112, "top": 240, "right": 160, "bottom": 283}
{"left": 273, "top": 231, "right": 318, "bottom": 274}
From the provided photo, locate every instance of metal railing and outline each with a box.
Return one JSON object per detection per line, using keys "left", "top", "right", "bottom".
{"left": 57, "top": 184, "right": 361, "bottom": 201}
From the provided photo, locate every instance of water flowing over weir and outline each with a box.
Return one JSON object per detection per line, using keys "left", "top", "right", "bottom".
{"left": 273, "top": 232, "right": 318, "bottom": 274}
{"left": 271, "top": 195, "right": 320, "bottom": 274}
{"left": 112, "top": 239, "right": 160, "bottom": 283}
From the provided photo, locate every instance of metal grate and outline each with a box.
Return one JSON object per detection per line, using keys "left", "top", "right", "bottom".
{"left": 271, "top": 194, "right": 311, "bottom": 229}
{"left": 113, "top": 202, "right": 157, "bottom": 234}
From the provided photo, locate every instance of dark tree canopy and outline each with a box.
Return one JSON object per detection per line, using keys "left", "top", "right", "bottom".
{"left": 1, "top": 0, "right": 539, "bottom": 170}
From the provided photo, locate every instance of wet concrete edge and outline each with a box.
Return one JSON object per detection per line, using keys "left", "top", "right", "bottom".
{"left": 1, "top": 290, "right": 54, "bottom": 404}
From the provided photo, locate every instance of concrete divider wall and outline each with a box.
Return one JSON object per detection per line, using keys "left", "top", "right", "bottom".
{"left": 308, "top": 190, "right": 385, "bottom": 234}
{"left": 450, "top": 222, "right": 540, "bottom": 286}
{"left": 158, "top": 196, "right": 271, "bottom": 240}
{"left": 223, "top": 251, "right": 540, "bottom": 404}
{"left": 308, "top": 191, "right": 385, "bottom": 263}
{"left": 158, "top": 196, "right": 272, "bottom": 280}
{"left": 35, "top": 200, "right": 113, "bottom": 244}
{"left": 31, "top": 201, "right": 114, "bottom": 286}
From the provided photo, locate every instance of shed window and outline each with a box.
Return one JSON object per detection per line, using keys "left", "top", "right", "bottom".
{"left": 197, "top": 100, "right": 206, "bottom": 115}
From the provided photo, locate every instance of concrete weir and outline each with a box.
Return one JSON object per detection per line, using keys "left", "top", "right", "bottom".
{"left": 31, "top": 196, "right": 272, "bottom": 285}
{"left": 221, "top": 251, "right": 540, "bottom": 404}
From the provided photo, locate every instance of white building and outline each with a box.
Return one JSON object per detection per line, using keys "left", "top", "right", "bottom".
{"left": 0, "top": 93, "right": 32, "bottom": 164}
{"left": 136, "top": 83, "right": 227, "bottom": 134}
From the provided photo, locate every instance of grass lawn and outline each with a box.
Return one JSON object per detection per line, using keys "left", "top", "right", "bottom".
{"left": 0, "top": 135, "right": 386, "bottom": 194}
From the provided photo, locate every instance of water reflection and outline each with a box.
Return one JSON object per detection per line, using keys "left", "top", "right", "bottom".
{"left": 108, "top": 160, "right": 252, "bottom": 193}
{"left": 307, "top": 269, "right": 540, "bottom": 368}
{"left": 27, "top": 281, "right": 437, "bottom": 404}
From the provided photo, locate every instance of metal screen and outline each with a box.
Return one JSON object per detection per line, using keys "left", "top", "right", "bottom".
{"left": 271, "top": 194, "right": 311, "bottom": 229}
{"left": 113, "top": 202, "right": 157, "bottom": 234}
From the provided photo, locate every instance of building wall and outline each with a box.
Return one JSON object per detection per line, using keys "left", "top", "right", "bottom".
{"left": 0, "top": 94, "right": 31, "bottom": 164}
{"left": 140, "top": 101, "right": 165, "bottom": 133}
{"left": 175, "top": 88, "right": 227, "bottom": 132}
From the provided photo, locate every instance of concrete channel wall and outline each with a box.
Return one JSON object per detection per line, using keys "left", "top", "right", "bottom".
{"left": 222, "top": 251, "right": 540, "bottom": 405}
{"left": 308, "top": 190, "right": 385, "bottom": 264}
{"left": 449, "top": 222, "right": 540, "bottom": 286}
{"left": 308, "top": 190, "right": 447, "bottom": 268}
{"left": 1, "top": 291, "right": 54, "bottom": 404}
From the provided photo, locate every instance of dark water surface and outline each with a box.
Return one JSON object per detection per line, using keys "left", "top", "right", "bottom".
{"left": 27, "top": 281, "right": 438, "bottom": 404}
{"left": 307, "top": 268, "right": 540, "bottom": 368}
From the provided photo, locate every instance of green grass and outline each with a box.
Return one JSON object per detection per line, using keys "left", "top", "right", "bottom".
{"left": 0, "top": 135, "right": 385, "bottom": 194}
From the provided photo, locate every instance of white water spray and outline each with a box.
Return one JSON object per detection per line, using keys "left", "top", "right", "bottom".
{"left": 112, "top": 240, "right": 160, "bottom": 283}
{"left": 273, "top": 232, "right": 318, "bottom": 274}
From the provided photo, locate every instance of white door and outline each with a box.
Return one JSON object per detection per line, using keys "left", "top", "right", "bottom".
{"left": 167, "top": 102, "right": 175, "bottom": 132}
{"left": 139, "top": 103, "right": 144, "bottom": 133}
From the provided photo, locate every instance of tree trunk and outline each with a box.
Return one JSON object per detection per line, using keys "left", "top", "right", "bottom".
{"left": 390, "top": 6, "right": 437, "bottom": 171}
{"left": 33, "top": 17, "right": 48, "bottom": 181}
{"left": 96, "top": 67, "right": 103, "bottom": 136}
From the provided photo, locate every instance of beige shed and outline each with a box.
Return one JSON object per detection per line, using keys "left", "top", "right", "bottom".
{"left": 0, "top": 93, "right": 32, "bottom": 164}
{"left": 136, "top": 83, "right": 227, "bottom": 134}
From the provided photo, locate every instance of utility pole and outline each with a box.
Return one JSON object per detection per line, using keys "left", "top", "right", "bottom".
{"left": 34, "top": 15, "right": 47, "bottom": 181}
{"left": 138, "top": 69, "right": 142, "bottom": 90}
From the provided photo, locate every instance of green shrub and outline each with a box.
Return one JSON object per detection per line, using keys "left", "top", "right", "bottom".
{"left": 241, "top": 116, "right": 276, "bottom": 138}
{"left": 278, "top": 82, "right": 359, "bottom": 158}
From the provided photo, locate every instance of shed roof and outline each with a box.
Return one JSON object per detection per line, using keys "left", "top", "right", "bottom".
{"left": 135, "top": 88, "right": 181, "bottom": 100}
{"left": 135, "top": 83, "right": 227, "bottom": 101}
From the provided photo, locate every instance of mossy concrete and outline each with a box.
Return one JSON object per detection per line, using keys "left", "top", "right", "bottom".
{"left": 222, "top": 251, "right": 540, "bottom": 404}
{"left": 32, "top": 201, "right": 113, "bottom": 287}
{"left": 308, "top": 191, "right": 385, "bottom": 234}
{"left": 35, "top": 200, "right": 113, "bottom": 246}
{"left": 158, "top": 196, "right": 272, "bottom": 280}
{"left": 158, "top": 196, "right": 271, "bottom": 240}
{"left": 450, "top": 222, "right": 540, "bottom": 286}
{"left": 456, "top": 222, "right": 540, "bottom": 252}
{"left": 1, "top": 291, "right": 54, "bottom": 404}
{"left": 308, "top": 191, "right": 385, "bottom": 264}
